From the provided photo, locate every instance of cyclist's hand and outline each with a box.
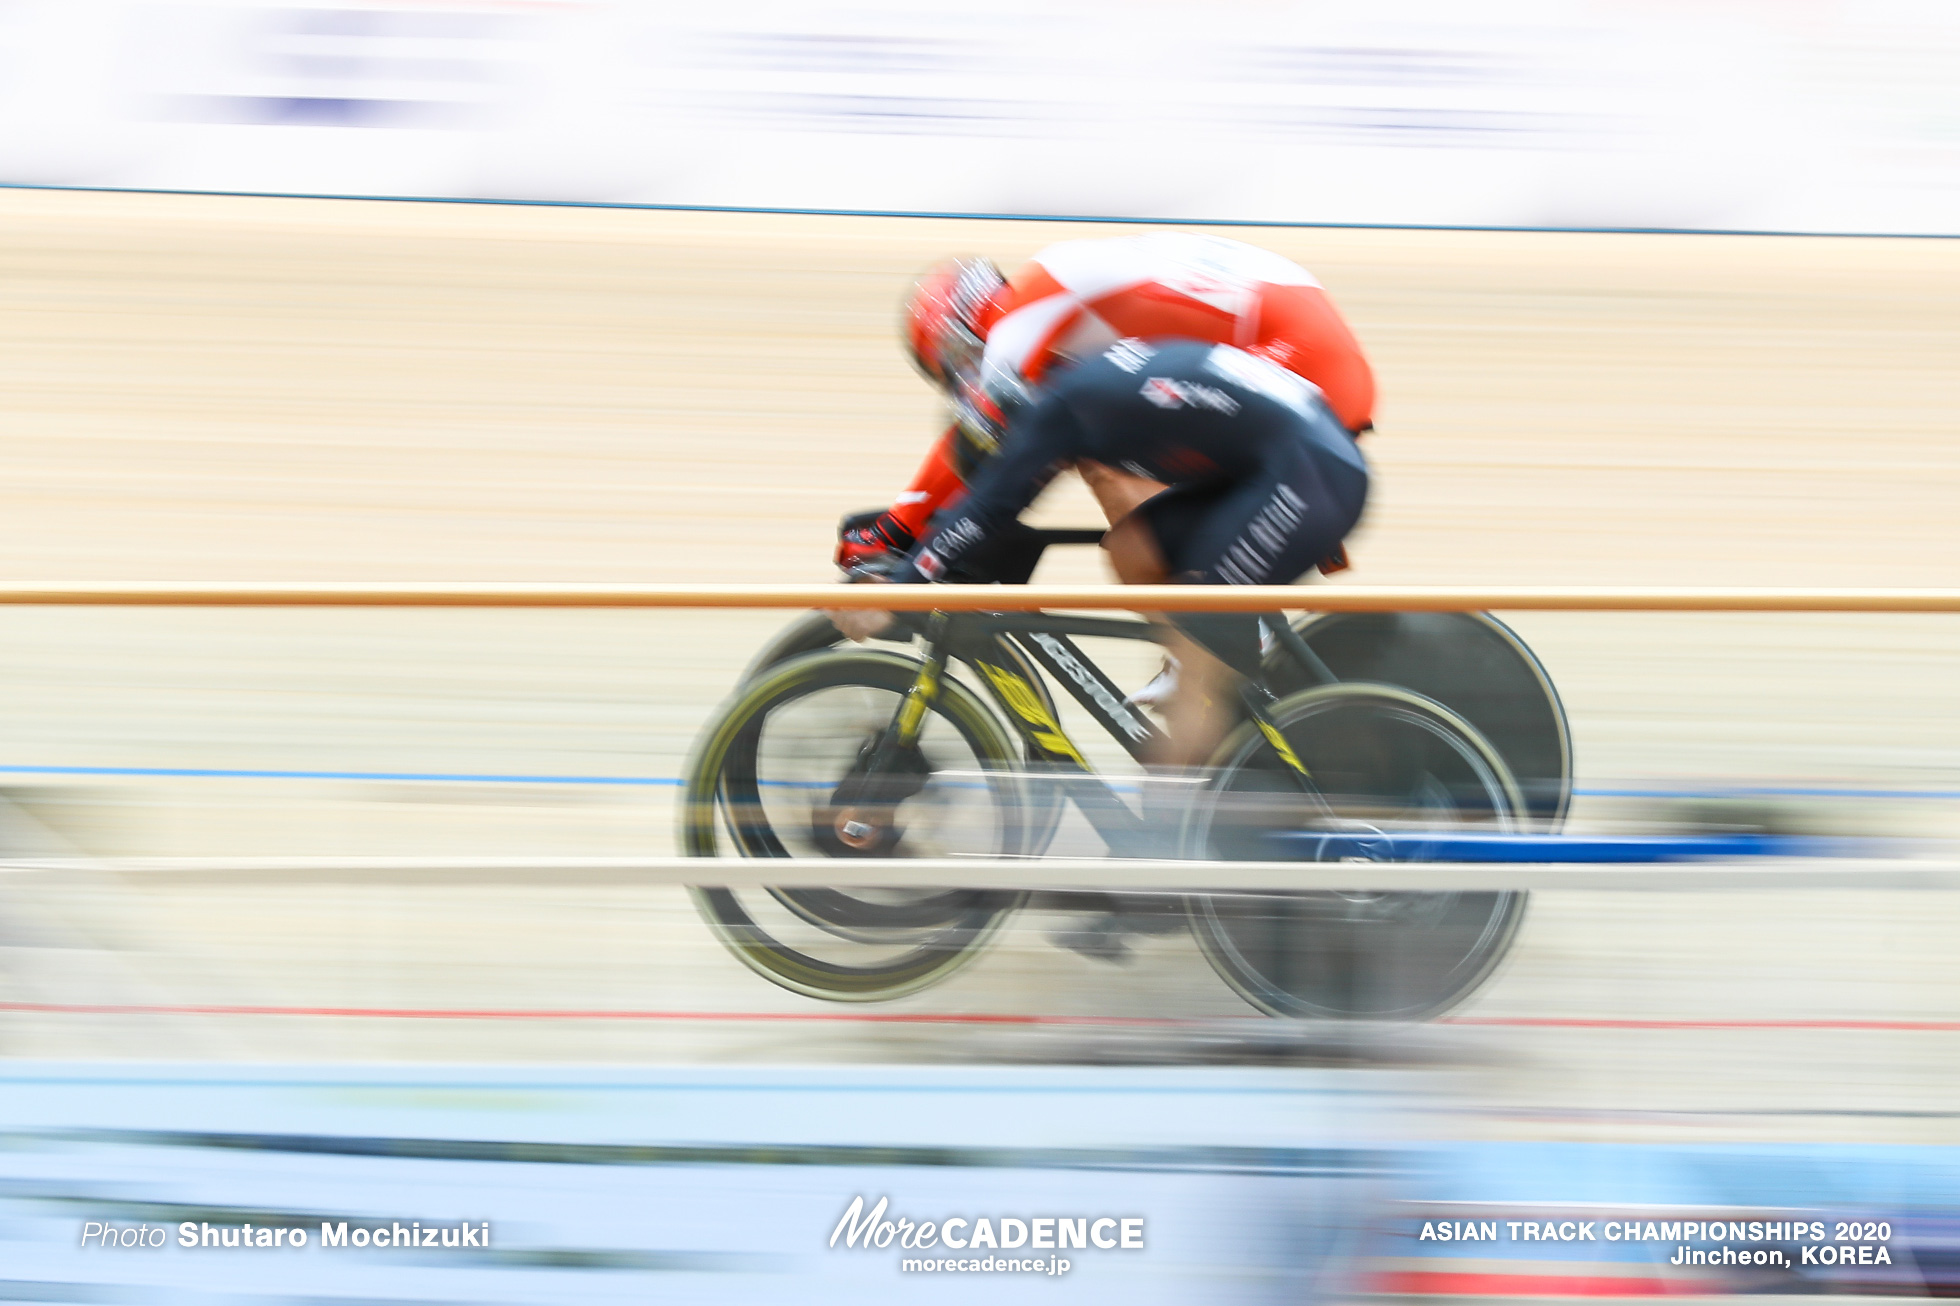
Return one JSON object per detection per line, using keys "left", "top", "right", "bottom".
{"left": 835, "top": 512, "right": 916, "bottom": 571}
{"left": 826, "top": 574, "right": 897, "bottom": 642}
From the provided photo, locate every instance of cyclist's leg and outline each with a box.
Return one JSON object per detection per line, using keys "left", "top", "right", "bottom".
{"left": 1138, "top": 435, "right": 1369, "bottom": 766}
{"left": 1079, "top": 459, "right": 1168, "bottom": 530}
{"left": 1128, "top": 481, "right": 1267, "bottom": 767}
{"left": 1101, "top": 481, "right": 1234, "bottom": 765}
{"left": 1102, "top": 481, "right": 1200, "bottom": 715}
{"left": 1102, "top": 511, "right": 1170, "bottom": 584}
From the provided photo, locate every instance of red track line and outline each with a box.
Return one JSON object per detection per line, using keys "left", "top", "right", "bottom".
{"left": 1444, "top": 1017, "right": 1960, "bottom": 1031}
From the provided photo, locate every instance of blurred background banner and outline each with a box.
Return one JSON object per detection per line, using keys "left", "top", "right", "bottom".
{"left": 5, "top": 0, "right": 1960, "bottom": 232}
{"left": 1, "top": 1061, "right": 1392, "bottom": 1304}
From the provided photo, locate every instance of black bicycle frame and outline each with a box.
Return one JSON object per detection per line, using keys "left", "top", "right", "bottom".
{"left": 881, "top": 608, "right": 1338, "bottom": 858}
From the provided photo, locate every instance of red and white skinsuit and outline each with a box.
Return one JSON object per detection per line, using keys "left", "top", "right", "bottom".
{"left": 884, "top": 231, "right": 1376, "bottom": 543}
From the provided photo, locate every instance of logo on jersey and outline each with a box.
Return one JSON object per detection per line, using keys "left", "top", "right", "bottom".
{"left": 1140, "top": 377, "right": 1240, "bottom": 415}
{"left": 1156, "top": 266, "right": 1253, "bottom": 318}
{"left": 1204, "top": 345, "right": 1319, "bottom": 417}
{"left": 1215, "top": 484, "right": 1309, "bottom": 586}
{"left": 1102, "top": 339, "right": 1157, "bottom": 374}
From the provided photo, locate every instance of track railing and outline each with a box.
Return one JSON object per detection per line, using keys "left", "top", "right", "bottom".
{"left": 3, "top": 581, "right": 1952, "bottom": 890}
{"left": 0, "top": 855, "right": 1954, "bottom": 891}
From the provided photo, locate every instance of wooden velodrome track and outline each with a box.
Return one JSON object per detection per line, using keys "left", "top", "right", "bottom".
{"left": 0, "top": 188, "right": 1957, "bottom": 1134}
{"left": 5, "top": 189, "right": 1960, "bottom": 588}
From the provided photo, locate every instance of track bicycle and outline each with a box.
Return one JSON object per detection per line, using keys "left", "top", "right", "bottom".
{"left": 681, "top": 527, "right": 1568, "bottom": 1018}
{"left": 743, "top": 520, "right": 1572, "bottom": 829}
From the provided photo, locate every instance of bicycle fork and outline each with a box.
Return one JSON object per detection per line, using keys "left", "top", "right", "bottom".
{"left": 886, "top": 613, "right": 950, "bottom": 752}
{"left": 811, "top": 620, "right": 947, "bottom": 856}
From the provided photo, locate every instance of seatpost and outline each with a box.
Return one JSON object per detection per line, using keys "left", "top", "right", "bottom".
{"left": 1267, "top": 615, "right": 1339, "bottom": 687}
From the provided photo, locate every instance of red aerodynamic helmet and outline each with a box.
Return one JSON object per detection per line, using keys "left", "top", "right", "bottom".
{"left": 901, "top": 257, "right": 1007, "bottom": 389}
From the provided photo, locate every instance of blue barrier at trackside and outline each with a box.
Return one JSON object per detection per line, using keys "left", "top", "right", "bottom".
{"left": 9, "top": 1063, "right": 1956, "bottom": 1301}
{"left": 1278, "top": 832, "right": 1859, "bottom": 863}
{"left": 0, "top": 1062, "right": 1394, "bottom": 1305}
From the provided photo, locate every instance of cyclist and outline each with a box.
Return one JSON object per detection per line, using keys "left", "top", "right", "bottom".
{"left": 836, "top": 230, "right": 1375, "bottom": 575}
{"left": 833, "top": 335, "right": 1370, "bottom": 772}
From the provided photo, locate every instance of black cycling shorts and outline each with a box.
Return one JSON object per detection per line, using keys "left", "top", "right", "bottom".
{"left": 1133, "top": 403, "right": 1368, "bottom": 586}
{"left": 1128, "top": 398, "right": 1367, "bottom": 677}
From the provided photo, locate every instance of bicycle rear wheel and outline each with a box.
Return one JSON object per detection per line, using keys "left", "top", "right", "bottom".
{"left": 1265, "top": 611, "right": 1572, "bottom": 828}
{"left": 1183, "top": 684, "right": 1527, "bottom": 1020}
{"left": 683, "top": 650, "right": 1026, "bottom": 1001}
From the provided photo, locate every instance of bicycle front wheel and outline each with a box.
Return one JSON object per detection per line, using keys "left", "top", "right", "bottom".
{"left": 682, "top": 649, "right": 1026, "bottom": 1001}
{"left": 1183, "top": 684, "right": 1527, "bottom": 1020}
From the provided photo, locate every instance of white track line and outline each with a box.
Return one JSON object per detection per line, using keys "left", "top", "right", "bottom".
{"left": 2, "top": 855, "right": 1956, "bottom": 891}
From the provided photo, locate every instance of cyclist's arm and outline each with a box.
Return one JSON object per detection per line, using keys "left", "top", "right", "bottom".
{"left": 884, "top": 426, "right": 966, "bottom": 540}
{"left": 889, "top": 397, "right": 1083, "bottom": 584}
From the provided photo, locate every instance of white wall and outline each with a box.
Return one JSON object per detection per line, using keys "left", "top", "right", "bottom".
{"left": 4, "top": 0, "right": 1959, "bottom": 233}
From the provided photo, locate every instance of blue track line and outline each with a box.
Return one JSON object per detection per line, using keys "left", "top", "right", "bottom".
{"left": 1276, "top": 831, "right": 1854, "bottom": 862}
{"left": 6, "top": 182, "right": 1958, "bottom": 241}
{"left": 1578, "top": 785, "right": 1960, "bottom": 801}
